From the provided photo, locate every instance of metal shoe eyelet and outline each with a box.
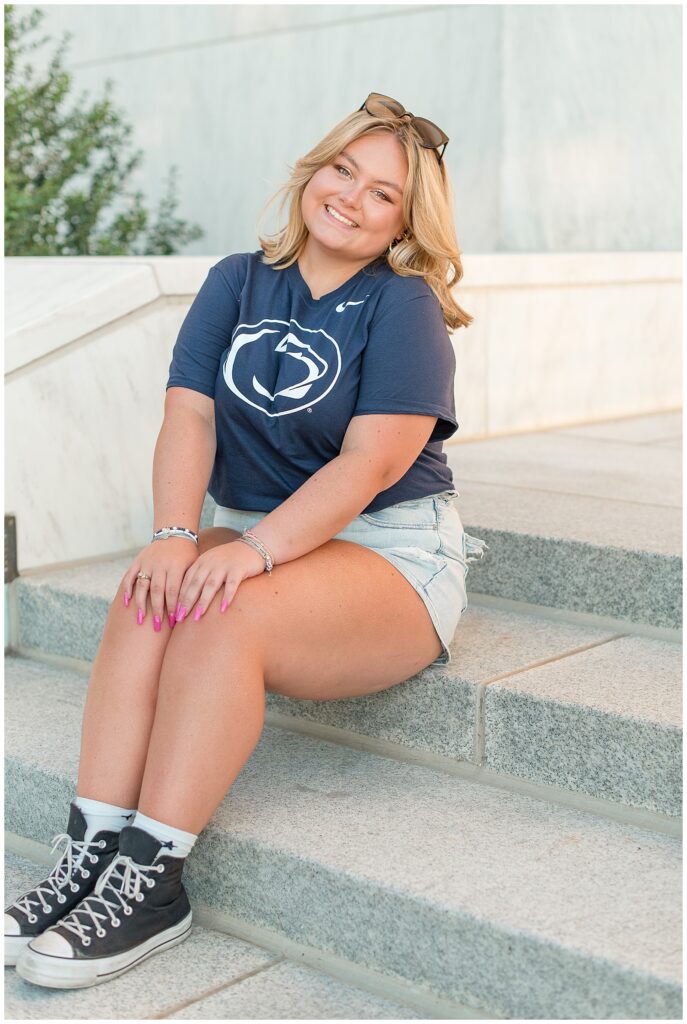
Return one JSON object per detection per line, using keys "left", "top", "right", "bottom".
{"left": 82, "top": 937, "right": 91, "bottom": 947}
{"left": 57, "top": 894, "right": 66, "bottom": 904}
{"left": 135, "top": 893, "right": 144, "bottom": 902}
{"left": 28, "top": 914, "right": 38, "bottom": 923}
{"left": 70, "top": 882, "right": 79, "bottom": 892}
{"left": 80, "top": 869, "right": 90, "bottom": 879}
{"left": 157, "top": 864, "right": 165, "bottom": 873}
{"left": 89, "top": 854, "right": 98, "bottom": 863}
{"left": 96, "top": 928, "right": 106, "bottom": 937}
{"left": 43, "top": 905, "right": 52, "bottom": 914}
{"left": 111, "top": 918, "right": 121, "bottom": 927}
{"left": 146, "top": 879, "right": 155, "bottom": 888}
{"left": 98, "top": 840, "right": 106, "bottom": 848}
{"left": 123, "top": 906, "right": 133, "bottom": 916}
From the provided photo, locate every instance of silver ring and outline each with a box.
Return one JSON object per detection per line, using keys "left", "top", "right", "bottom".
{"left": 136, "top": 572, "right": 152, "bottom": 582}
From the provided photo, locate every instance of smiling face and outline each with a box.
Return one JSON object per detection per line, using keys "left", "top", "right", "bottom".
{"left": 300, "top": 130, "right": 409, "bottom": 271}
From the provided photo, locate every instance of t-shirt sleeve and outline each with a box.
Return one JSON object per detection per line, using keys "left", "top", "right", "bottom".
{"left": 353, "top": 290, "right": 459, "bottom": 442}
{"left": 166, "top": 261, "right": 242, "bottom": 399}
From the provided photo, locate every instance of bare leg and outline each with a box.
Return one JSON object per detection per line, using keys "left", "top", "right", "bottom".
{"left": 132, "top": 532, "right": 443, "bottom": 836}
{"left": 76, "top": 529, "right": 241, "bottom": 808}
{"left": 76, "top": 581, "right": 174, "bottom": 807}
{"left": 136, "top": 620, "right": 265, "bottom": 834}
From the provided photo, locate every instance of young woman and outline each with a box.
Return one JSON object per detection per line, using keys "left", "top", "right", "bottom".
{"left": 6, "top": 92, "right": 486, "bottom": 989}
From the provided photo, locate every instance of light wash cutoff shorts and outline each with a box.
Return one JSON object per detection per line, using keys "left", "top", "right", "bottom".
{"left": 213, "top": 489, "right": 488, "bottom": 668}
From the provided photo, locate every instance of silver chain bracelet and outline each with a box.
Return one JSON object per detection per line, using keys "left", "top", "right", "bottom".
{"left": 151, "top": 527, "right": 199, "bottom": 545}
{"left": 237, "top": 529, "right": 275, "bottom": 575}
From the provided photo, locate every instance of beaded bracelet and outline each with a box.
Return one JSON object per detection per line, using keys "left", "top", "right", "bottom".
{"left": 237, "top": 528, "right": 275, "bottom": 575}
{"left": 151, "top": 527, "right": 199, "bottom": 544}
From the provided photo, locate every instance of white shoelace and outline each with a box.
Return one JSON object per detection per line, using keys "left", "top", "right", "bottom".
{"left": 57, "top": 854, "right": 165, "bottom": 946}
{"left": 10, "top": 834, "right": 106, "bottom": 923}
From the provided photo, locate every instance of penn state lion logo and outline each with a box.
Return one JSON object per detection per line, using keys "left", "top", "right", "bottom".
{"left": 223, "top": 318, "right": 342, "bottom": 417}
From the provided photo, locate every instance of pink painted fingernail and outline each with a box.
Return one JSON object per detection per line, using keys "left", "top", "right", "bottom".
{"left": 220, "top": 599, "right": 228, "bottom": 613}
{"left": 123, "top": 591, "right": 130, "bottom": 607}
{"left": 194, "top": 606, "right": 204, "bottom": 621}
{"left": 168, "top": 613, "right": 176, "bottom": 629}
{"left": 153, "top": 616, "right": 161, "bottom": 633}
{"left": 137, "top": 609, "right": 144, "bottom": 625}
{"left": 177, "top": 606, "right": 187, "bottom": 622}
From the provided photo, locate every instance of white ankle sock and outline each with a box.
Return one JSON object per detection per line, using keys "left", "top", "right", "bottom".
{"left": 72, "top": 796, "right": 136, "bottom": 845}
{"left": 130, "top": 811, "right": 198, "bottom": 859}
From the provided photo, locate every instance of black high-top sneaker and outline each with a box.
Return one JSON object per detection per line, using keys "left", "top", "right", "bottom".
{"left": 16, "top": 824, "right": 193, "bottom": 989}
{"left": 5, "top": 803, "right": 120, "bottom": 966}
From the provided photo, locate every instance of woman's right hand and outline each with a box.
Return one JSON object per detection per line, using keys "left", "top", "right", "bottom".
{"left": 121, "top": 537, "right": 200, "bottom": 631}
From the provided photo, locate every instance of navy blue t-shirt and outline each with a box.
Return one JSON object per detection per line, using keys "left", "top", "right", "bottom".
{"left": 166, "top": 249, "right": 459, "bottom": 514}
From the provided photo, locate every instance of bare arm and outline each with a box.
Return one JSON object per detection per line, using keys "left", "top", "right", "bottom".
{"left": 174, "top": 413, "right": 439, "bottom": 619}
{"left": 123, "top": 387, "right": 216, "bottom": 626}
{"left": 246, "top": 450, "right": 388, "bottom": 564}
{"left": 250, "top": 413, "right": 438, "bottom": 565}
{"left": 152, "top": 387, "right": 217, "bottom": 533}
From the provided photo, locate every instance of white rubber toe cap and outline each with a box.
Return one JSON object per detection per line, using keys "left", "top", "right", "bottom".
{"left": 29, "top": 930, "right": 75, "bottom": 957}
{"left": 4, "top": 913, "right": 20, "bottom": 936}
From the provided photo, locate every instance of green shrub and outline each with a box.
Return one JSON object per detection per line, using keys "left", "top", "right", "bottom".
{"left": 4, "top": 4, "right": 204, "bottom": 255}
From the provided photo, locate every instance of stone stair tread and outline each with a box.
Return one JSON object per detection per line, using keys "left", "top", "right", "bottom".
{"left": 5, "top": 852, "right": 421, "bottom": 1020}
{"left": 5, "top": 655, "right": 681, "bottom": 1017}
{"left": 484, "top": 631, "right": 681, "bottom": 723}
{"left": 275, "top": 608, "right": 680, "bottom": 724}
{"left": 12, "top": 569, "right": 682, "bottom": 814}
{"left": 270, "top": 622, "right": 682, "bottom": 816}
{"left": 553, "top": 411, "right": 681, "bottom": 445}
{"left": 14, "top": 563, "right": 678, "bottom": 730}
{"left": 484, "top": 631, "right": 682, "bottom": 812}
{"left": 444, "top": 412, "right": 682, "bottom": 556}
{"left": 16, "top": 476, "right": 683, "bottom": 642}
{"left": 446, "top": 429, "right": 681, "bottom": 509}
{"left": 167, "top": 960, "right": 424, "bottom": 1019}
{"left": 17, "top": 557, "right": 130, "bottom": 599}
{"left": 449, "top": 479, "right": 681, "bottom": 555}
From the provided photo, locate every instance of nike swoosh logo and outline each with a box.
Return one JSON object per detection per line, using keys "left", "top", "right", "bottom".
{"left": 335, "top": 299, "right": 366, "bottom": 313}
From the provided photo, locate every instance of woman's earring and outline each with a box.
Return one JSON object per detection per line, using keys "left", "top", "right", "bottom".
{"left": 388, "top": 229, "right": 411, "bottom": 253}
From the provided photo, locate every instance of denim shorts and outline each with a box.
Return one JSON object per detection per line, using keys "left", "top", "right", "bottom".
{"left": 213, "top": 490, "right": 488, "bottom": 668}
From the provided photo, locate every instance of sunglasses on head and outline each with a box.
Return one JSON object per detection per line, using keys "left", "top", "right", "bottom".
{"left": 358, "top": 92, "right": 449, "bottom": 164}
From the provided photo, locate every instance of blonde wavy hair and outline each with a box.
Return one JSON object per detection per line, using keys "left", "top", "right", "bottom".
{"left": 257, "top": 108, "right": 473, "bottom": 331}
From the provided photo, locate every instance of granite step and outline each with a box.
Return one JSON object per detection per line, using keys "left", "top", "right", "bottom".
{"left": 4, "top": 655, "right": 682, "bottom": 1020}
{"left": 443, "top": 414, "right": 682, "bottom": 630}
{"left": 4, "top": 849, "right": 426, "bottom": 1020}
{"left": 9, "top": 562, "right": 682, "bottom": 818}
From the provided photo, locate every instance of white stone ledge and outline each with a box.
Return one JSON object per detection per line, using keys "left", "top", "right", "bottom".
{"left": 5, "top": 256, "right": 223, "bottom": 374}
{"left": 460, "top": 251, "right": 681, "bottom": 289}
{"left": 7, "top": 252, "right": 681, "bottom": 371}
{"left": 4, "top": 253, "right": 681, "bottom": 568}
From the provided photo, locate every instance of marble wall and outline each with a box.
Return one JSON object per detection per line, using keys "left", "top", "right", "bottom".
{"left": 25, "top": 4, "right": 681, "bottom": 256}
{"left": 5, "top": 253, "right": 681, "bottom": 570}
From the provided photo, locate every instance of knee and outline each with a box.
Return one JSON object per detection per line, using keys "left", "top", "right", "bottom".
{"left": 168, "top": 586, "right": 262, "bottom": 646}
{"left": 160, "top": 602, "right": 265, "bottom": 682}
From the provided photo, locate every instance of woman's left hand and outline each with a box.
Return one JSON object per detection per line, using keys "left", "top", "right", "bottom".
{"left": 175, "top": 540, "right": 268, "bottom": 621}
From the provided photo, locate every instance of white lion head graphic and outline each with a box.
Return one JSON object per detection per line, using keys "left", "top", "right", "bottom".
{"left": 223, "top": 319, "right": 342, "bottom": 417}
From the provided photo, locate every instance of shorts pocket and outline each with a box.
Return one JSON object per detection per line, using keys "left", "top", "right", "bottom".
{"left": 359, "top": 495, "right": 439, "bottom": 531}
{"left": 464, "top": 533, "right": 489, "bottom": 563}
